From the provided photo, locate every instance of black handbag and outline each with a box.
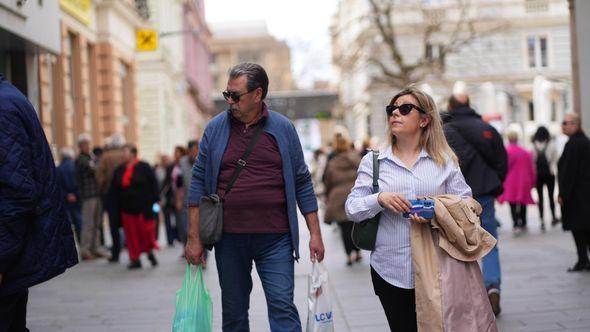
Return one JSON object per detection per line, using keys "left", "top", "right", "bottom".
{"left": 199, "top": 123, "right": 265, "bottom": 245}
{"left": 351, "top": 150, "right": 381, "bottom": 251}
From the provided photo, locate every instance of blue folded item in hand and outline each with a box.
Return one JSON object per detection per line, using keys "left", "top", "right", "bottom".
{"left": 402, "top": 199, "right": 435, "bottom": 219}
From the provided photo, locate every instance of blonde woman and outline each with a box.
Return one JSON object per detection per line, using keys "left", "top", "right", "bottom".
{"left": 345, "top": 87, "right": 478, "bottom": 331}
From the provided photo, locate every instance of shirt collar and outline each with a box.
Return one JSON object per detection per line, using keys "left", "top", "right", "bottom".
{"left": 378, "top": 146, "right": 429, "bottom": 159}
{"left": 227, "top": 102, "right": 269, "bottom": 125}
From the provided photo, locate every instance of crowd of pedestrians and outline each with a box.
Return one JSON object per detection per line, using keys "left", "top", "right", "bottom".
{"left": 53, "top": 134, "right": 203, "bottom": 269}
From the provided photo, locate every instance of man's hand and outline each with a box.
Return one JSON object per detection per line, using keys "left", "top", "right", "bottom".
{"left": 185, "top": 206, "right": 205, "bottom": 265}
{"left": 185, "top": 239, "right": 206, "bottom": 266}
{"left": 304, "top": 211, "right": 325, "bottom": 262}
{"left": 378, "top": 192, "right": 412, "bottom": 214}
{"left": 310, "top": 234, "right": 325, "bottom": 262}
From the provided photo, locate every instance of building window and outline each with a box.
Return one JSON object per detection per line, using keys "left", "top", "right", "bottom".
{"left": 237, "top": 50, "right": 262, "bottom": 64}
{"left": 525, "top": 0, "right": 549, "bottom": 13}
{"left": 551, "top": 100, "right": 557, "bottom": 122}
{"left": 527, "top": 36, "right": 548, "bottom": 69}
{"left": 119, "top": 61, "right": 132, "bottom": 130}
{"left": 528, "top": 100, "right": 535, "bottom": 121}
{"left": 425, "top": 43, "right": 442, "bottom": 60}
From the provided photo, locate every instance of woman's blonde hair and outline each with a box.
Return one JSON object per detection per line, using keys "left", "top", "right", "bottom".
{"left": 384, "top": 86, "right": 458, "bottom": 166}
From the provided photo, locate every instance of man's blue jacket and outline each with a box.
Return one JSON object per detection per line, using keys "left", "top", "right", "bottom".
{"left": 0, "top": 75, "right": 78, "bottom": 296}
{"left": 188, "top": 107, "right": 318, "bottom": 259}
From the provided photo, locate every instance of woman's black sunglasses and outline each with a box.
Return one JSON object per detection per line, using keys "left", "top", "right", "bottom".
{"left": 386, "top": 104, "right": 425, "bottom": 117}
{"left": 222, "top": 89, "right": 254, "bottom": 102}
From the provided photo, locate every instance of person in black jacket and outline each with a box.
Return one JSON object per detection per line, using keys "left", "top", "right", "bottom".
{"left": 443, "top": 94, "right": 507, "bottom": 316}
{"left": 57, "top": 148, "right": 82, "bottom": 240}
{"left": 110, "top": 144, "right": 160, "bottom": 269}
{"left": 0, "top": 74, "right": 78, "bottom": 330}
{"left": 557, "top": 113, "right": 590, "bottom": 272}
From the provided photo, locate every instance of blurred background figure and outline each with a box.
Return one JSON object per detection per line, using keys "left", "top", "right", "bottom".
{"left": 92, "top": 146, "right": 105, "bottom": 246}
{"left": 532, "top": 126, "right": 560, "bottom": 229}
{"left": 171, "top": 146, "right": 187, "bottom": 248}
{"left": 310, "top": 148, "right": 327, "bottom": 201}
{"left": 110, "top": 144, "right": 159, "bottom": 269}
{"left": 558, "top": 113, "right": 590, "bottom": 272}
{"left": 154, "top": 154, "right": 174, "bottom": 246}
{"left": 179, "top": 140, "right": 200, "bottom": 257}
{"left": 57, "top": 148, "right": 81, "bottom": 241}
{"left": 498, "top": 131, "right": 536, "bottom": 235}
{"left": 97, "top": 133, "right": 126, "bottom": 263}
{"left": 323, "top": 130, "right": 362, "bottom": 266}
{"left": 76, "top": 134, "right": 107, "bottom": 260}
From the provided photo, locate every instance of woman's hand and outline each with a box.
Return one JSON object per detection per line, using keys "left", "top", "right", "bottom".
{"left": 377, "top": 192, "right": 412, "bottom": 214}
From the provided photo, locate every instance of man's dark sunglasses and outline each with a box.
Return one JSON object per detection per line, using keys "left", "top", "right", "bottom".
{"left": 386, "top": 103, "right": 425, "bottom": 117}
{"left": 222, "top": 89, "right": 254, "bottom": 102}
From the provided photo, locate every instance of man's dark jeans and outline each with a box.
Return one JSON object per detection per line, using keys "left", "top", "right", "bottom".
{"left": 214, "top": 233, "right": 301, "bottom": 332}
{"left": 0, "top": 290, "right": 29, "bottom": 332}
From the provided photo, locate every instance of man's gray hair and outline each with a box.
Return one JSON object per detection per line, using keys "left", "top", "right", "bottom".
{"left": 228, "top": 63, "right": 269, "bottom": 99}
{"left": 108, "top": 133, "right": 126, "bottom": 148}
{"left": 77, "top": 133, "right": 91, "bottom": 144}
{"left": 60, "top": 147, "right": 75, "bottom": 160}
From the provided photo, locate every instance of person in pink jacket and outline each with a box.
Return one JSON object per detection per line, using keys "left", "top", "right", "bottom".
{"left": 498, "top": 131, "right": 536, "bottom": 235}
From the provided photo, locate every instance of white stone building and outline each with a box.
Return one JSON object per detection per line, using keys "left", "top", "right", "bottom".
{"left": 136, "top": 0, "right": 188, "bottom": 163}
{"left": 332, "top": 0, "right": 572, "bottom": 144}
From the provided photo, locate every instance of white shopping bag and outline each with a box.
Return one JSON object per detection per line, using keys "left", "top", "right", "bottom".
{"left": 306, "top": 260, "right": 334, "bottom": 332}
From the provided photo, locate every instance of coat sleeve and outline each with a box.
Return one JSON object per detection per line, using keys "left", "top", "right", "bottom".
{"left": 558, "top": 141, "right": 579, "bottom": 200}
{"left": 188, "top": 126, "right": 210, "bottom": 207}
{"left": 345, "top": 153, "right": 384, "bottom": 222}
{"left": 490, "top": 128, "right": 508, "bottom": 182}
{"left": 96, "top": 157, "right": 108, "bottom": 194}
{"left": 289, "top": 123, "right": 318, "bottom": 214}
{"left": 146, "top": 163, "right": 159, "bottom": 205}
{"left": 0, "top": 109, "right": 38, "bottom": 274}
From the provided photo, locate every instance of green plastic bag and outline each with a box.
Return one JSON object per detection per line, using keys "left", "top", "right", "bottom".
{"left": 172, "top": 264, "right": 212, "bottom": 332}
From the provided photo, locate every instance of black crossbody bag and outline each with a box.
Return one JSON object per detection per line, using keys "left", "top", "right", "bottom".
{"left": 351, "top": 150, "right": 381, "bottom": 251}
{"left": 199, "top": 124, "right": 265, "bottom": 245}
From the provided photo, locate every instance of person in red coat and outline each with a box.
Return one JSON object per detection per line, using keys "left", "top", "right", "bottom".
{"left": 498, "top": 131, "right": 536, "bottom": 235}
{"left": 110, "top": 144, "right": 159, "bottom": 269}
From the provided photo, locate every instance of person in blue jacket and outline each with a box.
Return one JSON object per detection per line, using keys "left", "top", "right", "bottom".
{"left": 0, "top": 74, "right": 78, "bottom": 331}
{"left": 57, "top": 148, "right": 82, "bottom": 240}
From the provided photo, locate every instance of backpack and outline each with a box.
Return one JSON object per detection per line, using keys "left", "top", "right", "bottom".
{"left": 535, "top": 144, "right": 551, "bottom": 178}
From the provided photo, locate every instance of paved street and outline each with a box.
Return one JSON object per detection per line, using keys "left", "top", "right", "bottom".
{"left": 28, "top": 203, "right": 590, "bottom": 331}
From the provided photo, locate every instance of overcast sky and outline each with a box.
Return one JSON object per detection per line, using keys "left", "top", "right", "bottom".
{"left": 204, "top": 0, "right": 339, "bottom": 89}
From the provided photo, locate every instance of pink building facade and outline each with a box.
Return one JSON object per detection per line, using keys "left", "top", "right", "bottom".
{"left": 183, "top": 0, "right": 213, "bottom": 140}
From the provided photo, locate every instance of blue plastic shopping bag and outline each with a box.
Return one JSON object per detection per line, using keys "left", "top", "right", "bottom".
{"left": 172, "top": 264, "right": 212, "bottom": 332}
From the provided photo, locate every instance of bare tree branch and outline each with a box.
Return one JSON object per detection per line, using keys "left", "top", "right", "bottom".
{"left": 352, "top": 0, "right": 509, "bottom": 89}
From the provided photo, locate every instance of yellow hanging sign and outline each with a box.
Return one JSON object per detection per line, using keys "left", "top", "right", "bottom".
{"left": 60, "top": 0, "right": 92, "bottom": 25}
{"left": 136, "top": 29, "right": 158, "bottom": 52}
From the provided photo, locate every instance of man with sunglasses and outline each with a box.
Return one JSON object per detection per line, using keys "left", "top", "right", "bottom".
{"left": 185, "top": 63, "right": 325, "bottom": 331}
{"left": 557, "top": 113, "right": 590, "bottom": 272}
{"left": 443, "top": 91, "right": 507, "bottom": 316}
